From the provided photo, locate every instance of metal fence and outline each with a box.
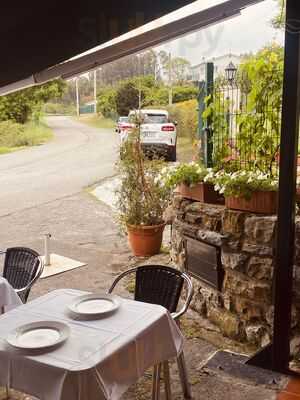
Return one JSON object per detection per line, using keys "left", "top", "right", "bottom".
{"left": 205, "top": 71, "right": 282, "bottom": 175}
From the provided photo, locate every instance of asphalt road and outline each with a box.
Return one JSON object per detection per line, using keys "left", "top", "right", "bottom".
{"left": 0, "top": 116, "right": 119, "bottom": 217}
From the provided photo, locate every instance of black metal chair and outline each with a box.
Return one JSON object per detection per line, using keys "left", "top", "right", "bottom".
{"left": 108, "top": 264, "right": 194, "bottom": 400}
{"left": 2, "top": 247, "right": 44, "bottom": 304}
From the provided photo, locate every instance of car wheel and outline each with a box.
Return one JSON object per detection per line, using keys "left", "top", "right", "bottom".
{"left": 168, "top": 146, "right": 177, "bottom": 162}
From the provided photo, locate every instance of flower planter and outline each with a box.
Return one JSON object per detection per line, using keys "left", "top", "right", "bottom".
{"left": 127, "top": 223, "right": 165, "bottom": 257}
{"left": 225, "top": 191, "right": 278, "bottom": 214}
{"left": 178, "top": 183, "right": 225, "bottom": 205}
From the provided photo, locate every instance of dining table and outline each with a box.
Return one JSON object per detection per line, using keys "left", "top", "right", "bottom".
{"left": 0, "top": 288, "right": 185, "bottom": 400}
{"left": 0, "top": 276, "right": 22, "bottom": 314}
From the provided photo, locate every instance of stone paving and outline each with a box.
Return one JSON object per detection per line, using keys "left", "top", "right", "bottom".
{"left": 0, "top": 191, "right": 290, "bottom": 399}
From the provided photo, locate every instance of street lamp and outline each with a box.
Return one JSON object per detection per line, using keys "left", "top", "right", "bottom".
{"left": 225, "top": 61, "right": 237, "bottom": 85}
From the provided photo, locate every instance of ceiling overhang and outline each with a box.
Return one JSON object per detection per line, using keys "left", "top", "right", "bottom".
{"left": 0, "top": 0, "right": 265, "bottom": 96}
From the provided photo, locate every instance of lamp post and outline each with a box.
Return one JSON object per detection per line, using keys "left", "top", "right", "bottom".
{"left": 225, "top": 61, "right": 237, "bottom": 85}
{"left": 225, "top": 61, "right": 237, "bottom": 142}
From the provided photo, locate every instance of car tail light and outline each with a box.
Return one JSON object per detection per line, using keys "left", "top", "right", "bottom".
{"left": 161, "top": 125, "right": 175, "bottom": 132}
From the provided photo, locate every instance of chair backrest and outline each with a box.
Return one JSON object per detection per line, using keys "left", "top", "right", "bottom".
{"left": 3, "top": 247, "right": 41, "bottom": 303}
{"left": 134, "top": 265, "right": 184, "bottom": 313}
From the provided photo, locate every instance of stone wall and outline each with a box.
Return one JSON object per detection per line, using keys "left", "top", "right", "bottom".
{"left": 170, "top": 195, "right": 300, "bottom": 355}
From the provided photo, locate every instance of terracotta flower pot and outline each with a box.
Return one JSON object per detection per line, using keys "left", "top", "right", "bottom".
{"left": 178, "top": 183, "right": 224, "bottom": 205}
{"left": 225, "top": 191, "right": 278, "bottom": 214}
{"left": 127, "top": 223, "right": 165, "bottom": 257}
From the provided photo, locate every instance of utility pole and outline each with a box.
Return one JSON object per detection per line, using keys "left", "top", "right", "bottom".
{"left": 93, "top": 70, "right": 97, "bottom": 114}
{"left": 168, "top": 52, "right": 173, "bottom": 106}
{"left": 75, "top": 77, "right": 80, "bottom": 117}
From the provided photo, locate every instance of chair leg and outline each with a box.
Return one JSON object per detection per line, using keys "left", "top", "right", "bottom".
{"left": 0, "top": 306, "right": 5, "bottom": 315}
{"left": 163, "top": 361, "right": 172, "bottom": 400}
{"left": 177, "top": 352, "right": 192, "bottom": 400}
{"left": 5, "top": 384, "right": 10, "bottom": 399}
{"left": 152, "top": 364, "right": 161, "bottom": 400}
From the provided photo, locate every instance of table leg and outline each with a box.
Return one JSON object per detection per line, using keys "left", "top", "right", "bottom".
{"left": 152, "top": 364, "right": 161, "bottom": 400}
{"left": 163, "top": 361, "right": 172, "bottom": 400}
{"left": 177, "top": 352, "right": 192, "bottom": 400}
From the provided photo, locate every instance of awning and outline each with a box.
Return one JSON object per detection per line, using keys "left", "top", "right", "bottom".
{"left": 0, "top": 0, "right": 264, "bottom": 95}
{"left": 0, "top": 0, "right": 196, "bottom": 88}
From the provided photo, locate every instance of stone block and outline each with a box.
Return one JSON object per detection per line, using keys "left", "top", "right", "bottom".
{"left": 184, "top": 212, "right": 202, "bottom": 225}
{"left": 222, "top": 209, "right": 246, "bottom": 238}
{"left": 185, "top": 202, "right": 224, "bottom": 218}
{"left": 172, "top": 195, "right": 186, "bottom": 210}
{"left": 242, "top": 242, "right": 274, "bottom": 257}
{"left": 202, "top": 215, "right": 222, "bottom": 232}
{"left": 246, "top": 256, "right": 273, "bottom": 281}
{"left": 244, "top": 216, "right": 276, "bottom": 245}
{"left": 232, "top": 296, "right": 266, "bottom": 322}
{"left": 245, "top": 324, "right": 270, "bottom": 346}
{"left": 207, "top": 306, "right": 242, "bottom": 339}
{"left": 290, "top": 335, "right": 300, "bottom": 358}
{"left": 221, "top": 251, "right": 249, "bottom": 271}
{"left": 224, "top": 270, "right": 272, "bottom": 303}
{"left": 223, "top": 238, "right": 242, "bottom": 252}
{"left": 191, "top": 290, "right": 207, "bottom": 316}
{"left": 197, "top": 230, "right": 226, "bottom": 247}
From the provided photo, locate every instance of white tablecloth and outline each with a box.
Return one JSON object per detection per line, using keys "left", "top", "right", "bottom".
{"left": 0, "top": 289, "right": 184, "bottom": 400}
{"left": 0, "top": 277, "right": 22, "bottom": 312}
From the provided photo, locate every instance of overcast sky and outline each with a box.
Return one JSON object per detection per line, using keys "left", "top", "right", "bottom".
{"left": 157, "top": 0, "right": 283, "bottom": 65}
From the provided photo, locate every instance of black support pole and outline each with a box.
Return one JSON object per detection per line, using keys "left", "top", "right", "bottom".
{"left": 272, "top": 0, "right": 300, "bottom": 372}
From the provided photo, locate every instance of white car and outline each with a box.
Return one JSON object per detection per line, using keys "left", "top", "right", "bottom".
{"left": 128, "top": 109, "right": 177, "bottom": 161}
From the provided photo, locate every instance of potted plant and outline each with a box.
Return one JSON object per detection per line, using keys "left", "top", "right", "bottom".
{"left": 162, "top": 162, "right": 224, "bottom": 204}
{"left": 116, "top": 117, "right": 171, "bottom": 257}
{"left": 214, "top": 170, "right": 278, "bottom": 214}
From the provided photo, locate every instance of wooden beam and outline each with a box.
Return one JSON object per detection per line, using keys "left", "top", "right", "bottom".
{"left": 272, "top": 0, "right": 300, "bottom": 371}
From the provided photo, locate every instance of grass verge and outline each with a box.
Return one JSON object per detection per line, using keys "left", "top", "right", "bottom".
{"left": 0, "top": 121, "right": 53, "bottom": 155}
{"left": 75, "top": 114, "right": 115, "bottom": 130}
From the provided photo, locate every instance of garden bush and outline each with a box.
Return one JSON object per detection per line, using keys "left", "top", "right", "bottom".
{"left": 167, "top": 99, "right": 198, "bottom": 141}
{"left": 44, "top": 102, "right": 76, "bottom": 115}
{"left": 0, "top": 120, "right": 52, "bottom": 149}
{"left": 172, "top": 86, "right": 198, "bottom": 103}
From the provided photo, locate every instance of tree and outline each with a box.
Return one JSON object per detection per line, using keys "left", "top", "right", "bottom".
{"left": 271, "top": 0, "right": 285, "bottom": 30}
{"left": 0, "top": 79, "right": 66, "bottom": 124}
{"left": 97, "top": 86, "right": 117, "bottom": 118}
{"left": 170, "top": 57, "right": 191, "bottom": 85}
{"left": 95, "top": 50, "right": 160, "bottom": 87}
{"left": 156, "top": 52, "right": 191, "bottom": 84}
{"left": 116, "top": 81, "right": 140, "bottom": 116}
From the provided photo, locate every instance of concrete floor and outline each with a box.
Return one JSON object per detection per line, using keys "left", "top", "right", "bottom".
{"left": 0, "top": 191, "right": 289, "bottom": 400}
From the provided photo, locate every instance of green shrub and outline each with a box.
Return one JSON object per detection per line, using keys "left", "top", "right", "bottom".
{"left": 44, "top": 102, "right": 76, "bottom": 115}
{"left": 172, "top": 86, "right": 198, "bottom": 103}
{"left": 167, "top": 100, "right": 198, "bottom": 141}
{"left": 0, "top": 79, "right": 66, "bottom": 124}
{"left": 116, "top": 82, "right": 140, "bottom": 116}
{"left": 97, "top": 87, "right": 117, "bottom": 118}
{"left": 0, "top": 121, "right": 26, "bottom": 147}
{"left": 0, "top": 120, "right": 52, "bottom": 149}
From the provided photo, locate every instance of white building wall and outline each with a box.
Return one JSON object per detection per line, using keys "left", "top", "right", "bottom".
{"left": 190, "top": 54, "right": 242, "bottom": 82}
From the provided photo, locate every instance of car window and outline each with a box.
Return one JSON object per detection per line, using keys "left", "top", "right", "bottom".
{"left": 119, "top": 117, "right": 128, "bottom": 123}
{"left": 144, "top": 114, "right": 168, "bottom": 124}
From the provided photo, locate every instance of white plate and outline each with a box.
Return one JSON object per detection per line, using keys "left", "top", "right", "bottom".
{"left": 7, "top": 321, "right": 70, "bottom": 350}
{"left": 68, "top": 294, "right": 120, "bottom": 318}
